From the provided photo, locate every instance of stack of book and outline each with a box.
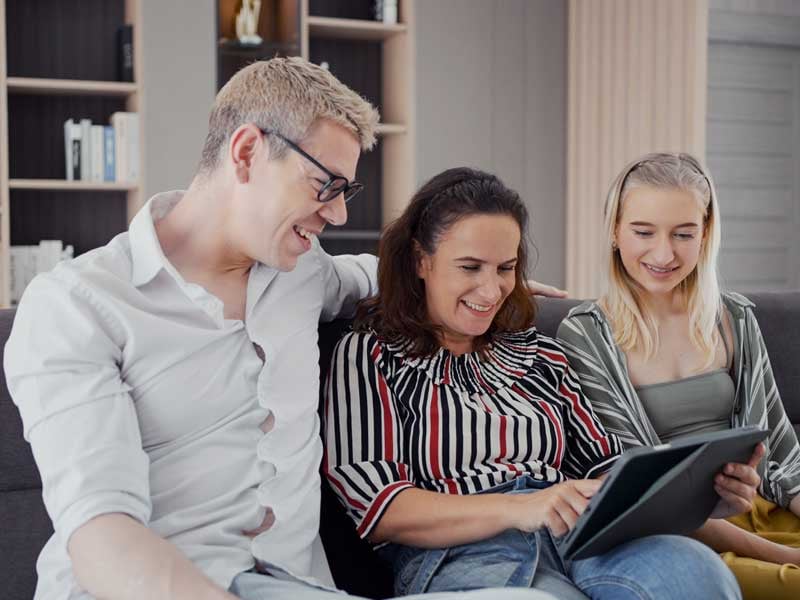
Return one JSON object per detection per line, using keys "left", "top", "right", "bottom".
{"left": 63, "top": 112, "right": 139, "bottom": 183}
{"left": 9, "top": 241, "right": 74, "bottom": 305}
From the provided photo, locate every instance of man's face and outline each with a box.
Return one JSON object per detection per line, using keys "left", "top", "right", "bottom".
{"left": 232, "top": 120, "right": 361, "bottom": 271}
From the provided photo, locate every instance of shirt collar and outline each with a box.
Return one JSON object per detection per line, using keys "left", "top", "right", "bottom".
{"left": 129, "top": 190, "right": 185, "bottom": 287}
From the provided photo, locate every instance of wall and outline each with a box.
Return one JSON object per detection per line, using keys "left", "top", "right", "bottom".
{"left": 140, "top": 1, "right": 568, "bottom": 287}
{"left": 565, "top": 0, "right": 708, "bottom": 298}
{"left": 141, "top": 0, "right": 217, "bottom": 199}
{"left": 414, "top": 0, "right": 568, "bottom": 287}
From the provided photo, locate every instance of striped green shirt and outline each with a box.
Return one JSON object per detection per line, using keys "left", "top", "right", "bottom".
{"left": 557, "top": 291, "right": 800, "bottom": 507}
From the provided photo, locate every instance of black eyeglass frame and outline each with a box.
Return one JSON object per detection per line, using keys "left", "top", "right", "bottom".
{"left": 259, "top": 128, "right": 364, "bottom": 204}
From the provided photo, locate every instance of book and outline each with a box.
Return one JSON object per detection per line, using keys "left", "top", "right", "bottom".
{"left": 63, "top": 119, "right": 82, "bottom": 181}
{"left": 10, "top": 241, "right": 71, "bottom": 305}
{"left": 118, "top": 25, "right": 134, "bottom": 82}
{"left": 110, "top": 112, "right": 139, "bottom": 183}
{"left": 110, "top": 112, "right": 128, "bottom": 182}
{"left": 103, "top": 126, "right": 115, "bottom": 182}
{"left": 79, "top": 118, "right": 92, "bottom": 181}
{"left": 127, "top": 113, "right": 139, "bottom": 183}
{"left": 90, "top": 125, "right": 104, "bottom": 182}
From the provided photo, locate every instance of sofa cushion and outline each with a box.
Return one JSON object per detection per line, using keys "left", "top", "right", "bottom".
{"left": 0, "top": 487, "right": 52, "bottom": 600}
{"left": 0, "top": 309, "right": 42, "bottom": 492}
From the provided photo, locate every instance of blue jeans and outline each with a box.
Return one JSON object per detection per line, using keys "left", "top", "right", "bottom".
{"left": 378, "top": 476, "right": 741, "bottom": 600}
{"left": 230, "top": 566, "right": 558, "bottom": 599}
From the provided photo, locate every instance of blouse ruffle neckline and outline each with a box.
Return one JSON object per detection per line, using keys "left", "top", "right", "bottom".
{"left": 383, "top": 329, "right": 540, "bottom": 394}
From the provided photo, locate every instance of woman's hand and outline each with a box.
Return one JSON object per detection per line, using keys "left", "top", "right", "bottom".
{"left": 508, "top": 479, "right": 602, "bottom": 537}
{"left": 525, "top": 279, "right": 568, "bottom": 298}
{"left": 710, "top": 442, "right": 765, "bottom": 519}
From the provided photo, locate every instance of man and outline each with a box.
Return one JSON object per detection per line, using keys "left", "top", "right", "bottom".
{"left": 6, "top": 57, "right": 559, "bottom": 600}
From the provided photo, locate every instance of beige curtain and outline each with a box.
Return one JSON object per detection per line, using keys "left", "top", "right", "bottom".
{"left": 566, "top": 0, "right": 709, "bottom": 298}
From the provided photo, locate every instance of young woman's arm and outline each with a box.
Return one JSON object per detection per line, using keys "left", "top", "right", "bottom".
{"left": 370, "top": 479, "right": 602, "bottom": 548}
{"left": 693, "top": 518, "right": 800, "bottom": 565}
{"left": 740, "top": 307, "right": 800, "bottom": 511}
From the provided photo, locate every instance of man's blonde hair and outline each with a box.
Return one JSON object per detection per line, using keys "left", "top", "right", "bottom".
{"left": 599, "top": 152, "right": 722, "bottom": 369}
{"left": 198, "top": 57, "right": 379, "bottom": 174}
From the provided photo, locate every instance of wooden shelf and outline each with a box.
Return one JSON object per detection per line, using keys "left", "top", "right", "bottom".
{"left": 307, "top": 16, "right": 406, "bottom": 41}
{"left": 6, "top": 77, "right": 137, "bottom": 96}
{"left": 376, "top": 123, "right": 406, "bottom": 136}
{"left": 9, "top": 179, "right": 138, "bottom": 191}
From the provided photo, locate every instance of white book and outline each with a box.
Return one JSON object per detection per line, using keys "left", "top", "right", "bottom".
{"left": 90, "top": 125, "right": 104, "bottom": 182}
{"left": 63, "top": 119, "right": 82, "bottom": 181}
{"left": 10, "top": 246, "right": 36, "bottom": 305}
{"left": 126, "top": 113, "right": 139, "bottom": 183}
{"left": 110, "top": 112, "right": 128, "bottom": 182}
{"left": 79, "top": 119, "right": 92, "bottom": 181}
{"left": 36, "top": 240, "right": 64, "bottom": 274}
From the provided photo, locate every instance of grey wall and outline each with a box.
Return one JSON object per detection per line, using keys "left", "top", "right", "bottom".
{"left": 141, "top": 0, "right": 216, "bottom": 199}
{"left": 139, "top": 1, "right": 567, "bottom": 286}
{"left": 414, "top": 0, "right": 567, "bottom": 287}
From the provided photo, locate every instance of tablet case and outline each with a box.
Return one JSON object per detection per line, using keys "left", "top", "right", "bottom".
{"left": 558, "top": 426, "right": 768, "bottom": 561}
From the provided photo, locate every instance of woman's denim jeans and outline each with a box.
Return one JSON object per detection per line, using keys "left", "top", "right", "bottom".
{"left": 378, "top": 476, "right": 741, "bottom": 600}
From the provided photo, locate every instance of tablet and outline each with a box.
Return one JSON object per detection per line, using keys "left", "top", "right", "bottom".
{"left": 558, "top": 426, "right": 768, "bottom": 561}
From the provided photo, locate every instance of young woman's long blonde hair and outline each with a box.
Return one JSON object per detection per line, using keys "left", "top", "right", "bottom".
{"left": 598, "top": 152, "right": 722, "bottom": 369}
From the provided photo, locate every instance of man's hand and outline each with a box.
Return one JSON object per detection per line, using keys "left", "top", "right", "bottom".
{"left": 526, "top": 280, "right": 568, "bottom": 298}
{"left": 710, "top": 442, "right": 765, "bottom": 519}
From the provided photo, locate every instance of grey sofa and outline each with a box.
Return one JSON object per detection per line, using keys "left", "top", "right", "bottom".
{"left": 2, "top": 294, "right": 799, "bottom": 599}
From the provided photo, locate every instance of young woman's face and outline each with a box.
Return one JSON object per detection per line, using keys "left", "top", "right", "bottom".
{"left": 417, "top": 213, "right": 521, "bottom": 355}
{"left": 615, "top": 185, "right": 706, "bottom": 299}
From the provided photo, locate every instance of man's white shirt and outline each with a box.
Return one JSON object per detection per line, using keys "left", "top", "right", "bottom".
{"left": 4, "top": 191, "right": 378, "bottom": 599}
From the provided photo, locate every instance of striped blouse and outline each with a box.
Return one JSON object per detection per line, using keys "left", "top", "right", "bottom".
{"left": 323, "top": 327, "right": 622, "bottom": 539}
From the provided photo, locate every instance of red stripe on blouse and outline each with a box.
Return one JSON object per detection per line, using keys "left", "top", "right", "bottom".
{"left": 323, "top": 458, "right": 367, "bottom": 512}
{"left": 429, "top": 385, "right": 442, "bottom": 478}
{"left": 559, "top": 382, "right": 610, "bottom": 454}
{"left": 538, "top": 349, "right": 568, "bottom": 365}
{"left": 377, "top": 373, "right": 395, "bottom": 460}
{"left": 537, "top": 400, "right": 564, "bottom": 469}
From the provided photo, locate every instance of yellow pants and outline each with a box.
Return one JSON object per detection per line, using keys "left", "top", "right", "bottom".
{"left": 722, "top": 494, "right": 800, "bottom": 600}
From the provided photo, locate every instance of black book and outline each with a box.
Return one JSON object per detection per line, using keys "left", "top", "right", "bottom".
{"left": 118, "top": 25, "right": 134, "bottom": 82}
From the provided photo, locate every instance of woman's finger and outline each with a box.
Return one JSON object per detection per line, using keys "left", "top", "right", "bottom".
{"left": 715, "top": 485, "right": 752, "bottom": 515}
{"left": 525, "top": 279, "right": 568, "bottom": 298}
{"left": 552, "top": 496, "right": 581, "bottom": 531}
{"left": 715, "top": 473, "right": 756, "bottom": 501}
{"left": 723, "top": 463, "right": 760, "bottom": 487}
{"left": 745, "top": 442, "right": 766, "bottom": 469}
{"left": 572, "top": 478, "right": 603, "bottom": 498}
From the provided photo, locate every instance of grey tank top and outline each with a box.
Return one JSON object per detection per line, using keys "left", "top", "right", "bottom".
{"left": 634, "top": 320, "right": 736, "bottom": 443}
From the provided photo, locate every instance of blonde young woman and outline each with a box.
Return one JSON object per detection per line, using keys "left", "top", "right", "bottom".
{"left": 557, "top": 152, "right": 800, "bottom": 600}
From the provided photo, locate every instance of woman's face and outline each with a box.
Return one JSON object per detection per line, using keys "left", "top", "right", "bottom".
{"left": 417, "top": 213, "right": 521, "bottom": 355}
{"left": 615, "top": 185, "right": 706, "bottom": 299}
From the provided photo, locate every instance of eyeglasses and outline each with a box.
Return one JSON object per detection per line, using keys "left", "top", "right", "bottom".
{"left": 259, "top": 129, "right": 364, "bottom": 204}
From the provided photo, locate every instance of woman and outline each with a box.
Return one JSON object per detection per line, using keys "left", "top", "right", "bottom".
{"left": 323, "top": 167, "right": 743, "bottom": 599}
{"left": 556, "top": 152, "right": 800, "bottom": 600}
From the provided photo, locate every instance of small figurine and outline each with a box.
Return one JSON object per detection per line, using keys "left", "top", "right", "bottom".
{"left": 236, "top": 0, "right": 263, "bottom": 46}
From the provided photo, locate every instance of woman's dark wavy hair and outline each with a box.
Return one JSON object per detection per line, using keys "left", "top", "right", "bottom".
{"left": 355, "top": 167, "right": 537, "bottom": 357}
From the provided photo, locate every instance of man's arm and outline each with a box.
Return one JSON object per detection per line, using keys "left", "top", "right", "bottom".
{"left": 70, "top": 514, "right": 235, "bottom": 600}
{"left": 317, "top": 245, "right": 378, "bottom": 321}
{"left": 5, "top": 274, "right": 235, "bottom": 600}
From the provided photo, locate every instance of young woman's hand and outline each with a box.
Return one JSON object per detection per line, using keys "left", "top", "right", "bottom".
{"left": 525, "top": 279, "right": 568, "bottom": 298}
{"left": 508, "top": 479, "right": 602, "bottom": 537}
{"left": 710, "top": 442, "right": 765, "bottom": 519}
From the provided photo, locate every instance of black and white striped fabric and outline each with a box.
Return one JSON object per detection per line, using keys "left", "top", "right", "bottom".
{"left": 323, "top": 328, "right": 622, "bottom": 539}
